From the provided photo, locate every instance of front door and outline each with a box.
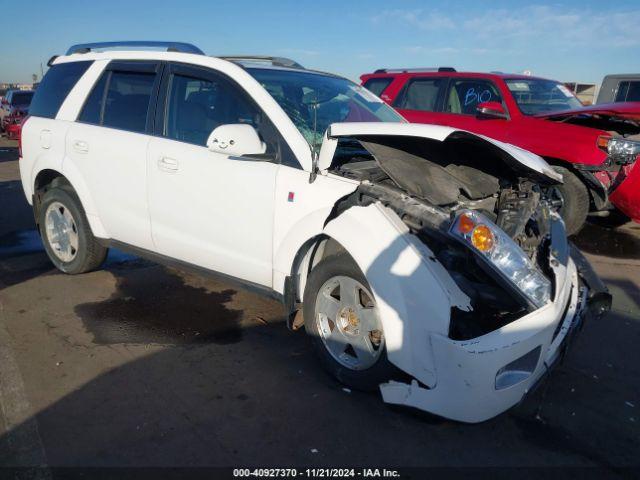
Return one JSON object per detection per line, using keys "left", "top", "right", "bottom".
{"left": 147, "top": 63, "right": 279, "bottom": 287}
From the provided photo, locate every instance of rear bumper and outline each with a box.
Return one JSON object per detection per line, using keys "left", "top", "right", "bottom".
{"left": 380, "top": 245, "right": 611, "bottom": 423}
{"left": 609, "top": 160, "right": 640, "bottom": 222}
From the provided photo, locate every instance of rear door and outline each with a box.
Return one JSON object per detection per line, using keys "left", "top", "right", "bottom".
{"left": 392, "top": 76, "right": 447, "bottom": 124}
{"left": 146, "top": 63, "right": 280, "bottom": 286}
{"left": 66, "top": 61, "right": 162, "bottom": 249}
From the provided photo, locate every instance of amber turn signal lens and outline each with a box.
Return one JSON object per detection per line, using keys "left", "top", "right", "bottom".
{"left": 457, "top": 213, "right": 476, "bottom": 234}
{"left": 471, "top": 225, "right": 495, "bottom": 252}
{"left": 597, "top": 135, "right": 611, "bottom": 152}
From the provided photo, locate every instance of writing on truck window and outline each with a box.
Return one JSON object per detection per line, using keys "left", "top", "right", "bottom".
{"left": 464, "top": 88, "right": 492, "bottom": 106}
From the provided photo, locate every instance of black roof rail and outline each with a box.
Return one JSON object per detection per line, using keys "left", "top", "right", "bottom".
{"left": 373, "top": 67, "right": 456, "bottom": 74}
{"left": 218, "top": 56, "right": 304, "bottom": 69}
{"left": 65, "top": 41, "right": 204, "bottom": 55}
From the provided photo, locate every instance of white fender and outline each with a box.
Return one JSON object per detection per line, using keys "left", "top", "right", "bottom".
{"left": 323, "top": 203, "right": 471, "bottom": 388}
{"left": 59, "top": 157, "right": 109, "bottom": 238}
{"left": 272, "top": 207, "right": 336, "bottom": 295}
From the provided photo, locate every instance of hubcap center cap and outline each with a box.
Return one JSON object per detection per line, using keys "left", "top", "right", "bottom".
{"left": 338, "top": 307, "right": 359, "bottom": 334}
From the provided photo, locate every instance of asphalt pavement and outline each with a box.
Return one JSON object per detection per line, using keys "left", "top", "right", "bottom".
{"left": 0, "top": 136, "right": 638, "bottom": 475}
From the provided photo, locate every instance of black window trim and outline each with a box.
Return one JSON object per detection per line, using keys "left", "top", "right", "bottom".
{"left": 154, "top": 61, "right": 301, "bottom": 168}
{"left": 75, "top": 60, "right": 164, "bottom": 135}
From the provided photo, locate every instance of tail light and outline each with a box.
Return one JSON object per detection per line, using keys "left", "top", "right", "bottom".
{"left": 18, "top": 115, "right": 30, "bottom": 158}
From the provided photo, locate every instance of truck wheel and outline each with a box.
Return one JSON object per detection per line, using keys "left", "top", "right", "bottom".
{"left": 549, "top": 166, "right": 589, "bottom": 236}
{"left": 38, "top": 185, "right": 108, "bottom": 274}
{"left": 303, "top": 253, "right": 398, "bottom": 391}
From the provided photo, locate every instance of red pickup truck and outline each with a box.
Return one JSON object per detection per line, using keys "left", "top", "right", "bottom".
{"left": 360, "top": 69, "right": 640, "bottom": 234}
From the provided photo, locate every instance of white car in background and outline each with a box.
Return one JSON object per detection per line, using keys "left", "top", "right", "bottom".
{"left": 19, "top": 41, "right": 610, "bottom": 423}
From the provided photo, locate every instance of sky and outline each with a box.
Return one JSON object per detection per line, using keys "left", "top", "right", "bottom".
{"left": 1, "top": 0, "right": 639, "bottom": 84}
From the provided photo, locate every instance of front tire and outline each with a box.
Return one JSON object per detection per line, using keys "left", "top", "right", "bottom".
{"left": 303, "top": 253, "right": 398, "bottom": 391}
{"left": 38, "top": 185, "right": 108, "bottom": 274}
{"left": 549, "top": 166, "right": 590, "bottom": 236}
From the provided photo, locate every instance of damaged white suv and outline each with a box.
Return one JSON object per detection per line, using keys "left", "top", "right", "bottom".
{"left": 20, "top": 41, "right": 611, "bottom": 422}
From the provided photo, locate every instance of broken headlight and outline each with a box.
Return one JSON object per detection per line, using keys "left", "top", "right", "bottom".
{"left": 449, "top": 210, "right": 551, "bottom": 309}
{"left": 599, "top": 136, "right": 640, "bottom": 165}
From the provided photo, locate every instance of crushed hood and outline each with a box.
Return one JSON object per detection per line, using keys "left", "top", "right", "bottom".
{"left": 319, "top": 122, "right": 562, "bottom": 183}
{"left": 534, "top": 102, "right": 640, "bottom": 121}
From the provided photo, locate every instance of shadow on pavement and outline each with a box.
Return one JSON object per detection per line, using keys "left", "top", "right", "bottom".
{"left": 573, "top": 222, "right": 640, "bottom": 259}
{"left": 1, "top": 235, "right": 638, "bottom": 470}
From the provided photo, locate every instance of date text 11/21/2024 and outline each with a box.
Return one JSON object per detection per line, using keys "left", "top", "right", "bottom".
{"left": 232, "top": 468, "right": 401, "bottom": 478}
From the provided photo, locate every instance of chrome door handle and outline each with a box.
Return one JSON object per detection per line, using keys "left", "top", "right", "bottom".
{"left": 158, "top": 156, "right": 179, "bottom": 172}
{"left": 73, "top": 140, "right": 89, "bottom": 153}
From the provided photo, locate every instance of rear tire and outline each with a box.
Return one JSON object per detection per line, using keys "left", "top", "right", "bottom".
{"left": 303, "top": 253, "right": 399, "bottom": 391}
{"left": 38, "top": 185, "right": 108, "bottom": 274}
{"left": 549, "top": 166, "right": 589, "bottom": 236}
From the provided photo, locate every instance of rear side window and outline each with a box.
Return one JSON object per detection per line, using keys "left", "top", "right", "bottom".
{"left": 103, "top": 71, "right": 156, "bottom": 133}
{"left": 362, "top": 78, "right": 392, "bottom": 97}
{"left": 394, "top": 78, "right": 444, "bottom": 111}
{"left": 615, "top": 81, "right": 640, "bottom": 102}
{"left": 79, "top": 70, "right": 156, "bottom": 134}
{"left": 29, "top": 61, "right": 92, "bottom": 119}
{"left": 78, "top": 74, "right": 108, "bottom": 124}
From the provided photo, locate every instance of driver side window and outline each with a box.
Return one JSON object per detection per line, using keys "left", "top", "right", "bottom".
{"left": 165, "top": 73, "right": 259, "bottom": 146}
{"left": 445, "top": 79, "right": 502, "bottom": 115}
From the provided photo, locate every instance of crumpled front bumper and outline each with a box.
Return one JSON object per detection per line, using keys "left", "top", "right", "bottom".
{"left": 379, "top": 244, "right": 611, "bottom": 424}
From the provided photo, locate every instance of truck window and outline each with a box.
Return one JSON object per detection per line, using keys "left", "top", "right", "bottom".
{"left": 394, "top": 78, "right": 444, "bottom": 111}
{"left": 445, "top": 79, "right": 502, "bottom": 115}
{"left": 362, "top": 78, "right": 392, "bottom": 97}
{"left": 615, "top": 81, "right": 640, "bottom": 102}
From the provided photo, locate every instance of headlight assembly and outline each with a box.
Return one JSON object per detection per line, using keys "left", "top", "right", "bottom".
{"left": 449, "top": 210, "right": 551, "bottom": 309}
{"left": 597, "top": 135, "right": 640, "bottom": 165}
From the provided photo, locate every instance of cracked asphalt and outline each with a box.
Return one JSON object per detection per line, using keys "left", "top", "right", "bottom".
{"left": 0, "top": 136, "right": 639, "bottom": 473}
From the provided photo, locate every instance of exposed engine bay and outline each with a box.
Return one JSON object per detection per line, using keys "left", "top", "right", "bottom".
{"left": 327, "top": 133, "right": 561, "bottom": 339}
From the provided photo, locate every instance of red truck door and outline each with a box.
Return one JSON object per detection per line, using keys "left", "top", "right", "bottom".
{"left": 429, "top": 78, "right": 511, "bottom": 141}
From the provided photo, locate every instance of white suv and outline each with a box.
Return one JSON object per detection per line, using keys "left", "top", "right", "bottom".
{"left": 19, "top": 41, "right": 610, "bottom": 423}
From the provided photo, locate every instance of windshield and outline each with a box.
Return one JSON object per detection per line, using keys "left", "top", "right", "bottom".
{"left": 247, "top": 68, "right": 404, "bottom": 153}
{"left": 11, "top": 92, "right": 34, "bottom": 106}
{"left": 505, "top": 79, "right": 583, "bottom": 115}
